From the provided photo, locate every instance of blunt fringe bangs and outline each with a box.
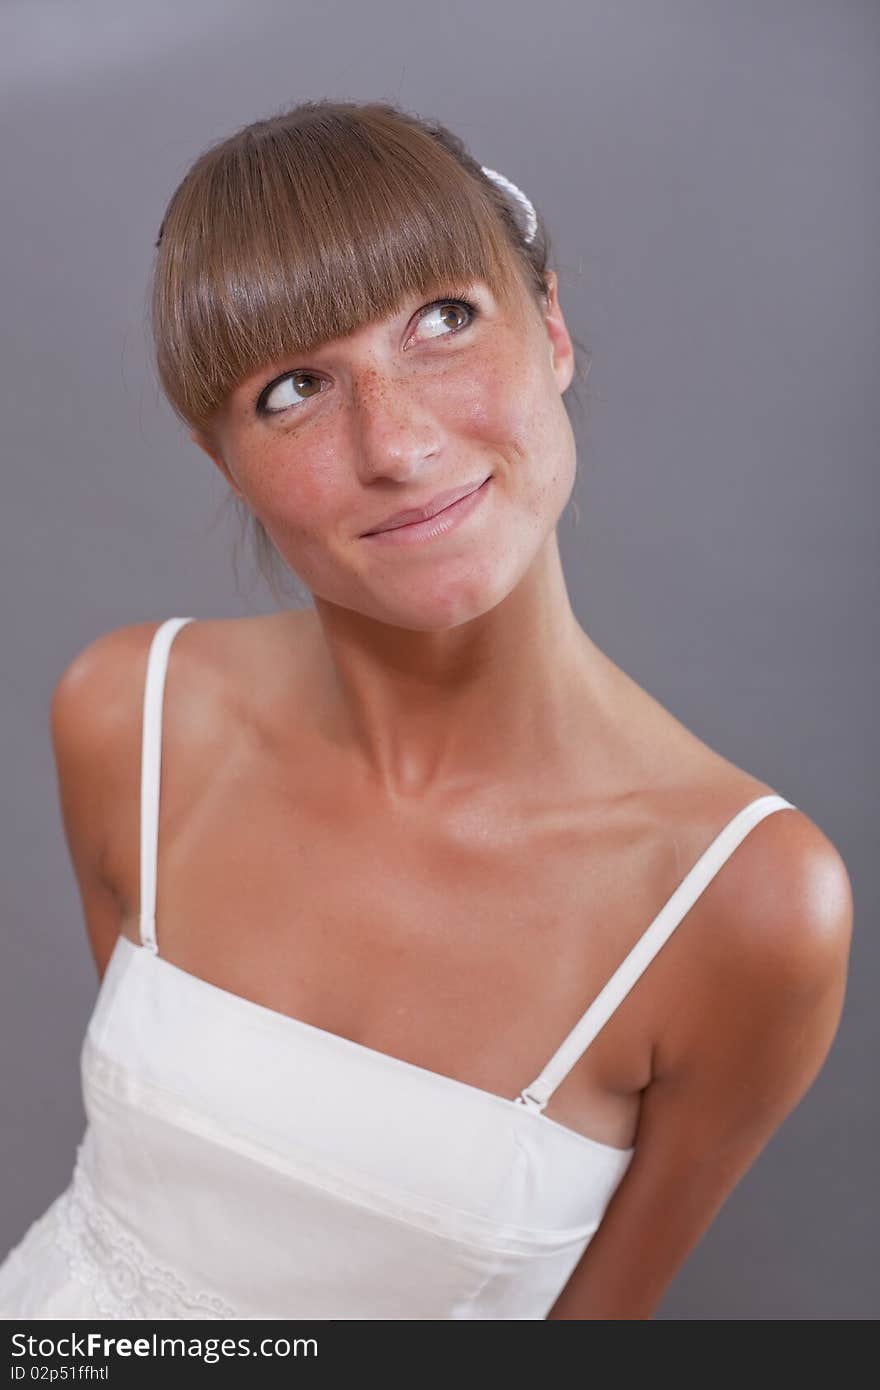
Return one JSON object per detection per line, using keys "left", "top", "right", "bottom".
{"left": 150, "top": 100, "right": 551, "bottom": 438}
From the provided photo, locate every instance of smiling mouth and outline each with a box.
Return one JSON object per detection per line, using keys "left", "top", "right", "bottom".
{"left": 361, "top": 477, "right": 491, "bottom": 536}
{"left": 359, "top": 475, "right": 493, "bottom": 547}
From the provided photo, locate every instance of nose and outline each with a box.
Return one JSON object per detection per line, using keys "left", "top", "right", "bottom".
{"left": 350, "top": 367, "right": 444, "bottom": 481}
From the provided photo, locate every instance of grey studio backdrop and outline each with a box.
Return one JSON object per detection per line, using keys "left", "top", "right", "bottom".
{"left": 1, "top": 0, "right": 876, "bottom": 1320}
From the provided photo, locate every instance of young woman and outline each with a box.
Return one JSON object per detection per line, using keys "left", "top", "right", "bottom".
{"left": 0, "top": 99, "right": 852, "bottom": 1321}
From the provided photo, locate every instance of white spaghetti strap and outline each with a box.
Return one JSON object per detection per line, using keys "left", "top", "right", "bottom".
{"left": 139, "top": 617, "right": 196, "bottom": 955}
{"left": 514, "top": 793, "right": 797, "bottom": 1113}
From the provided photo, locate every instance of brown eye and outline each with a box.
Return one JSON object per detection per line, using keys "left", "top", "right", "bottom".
{"left": 259, "top": 372, "right": 324, "bottom": 416}
{"left": 440, "top": 304, "right": 467, "bottom": 330}
{"left": 412, "top": 298, "right": 478, "bottom": 342}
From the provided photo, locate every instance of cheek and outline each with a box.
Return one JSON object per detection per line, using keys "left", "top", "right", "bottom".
{"left": 237, "top": 443, "right": 356, "bottom": 592}
{"left": 446, "top": 353, "right": 535, "bottom": 463}
{"left": 451, "top": 350, "right": 573, "bottom": 506}
{"left": 245, "top": 445, "right": 338, "bottom": 540}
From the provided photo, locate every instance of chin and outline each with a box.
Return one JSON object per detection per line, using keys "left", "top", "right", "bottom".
{"left": 361, "top": 549, "right": 538, "bottom": 632}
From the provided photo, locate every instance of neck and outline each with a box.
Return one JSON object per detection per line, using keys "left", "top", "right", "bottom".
{"left": 297, "top": 532, "right": 614, "bottom": 806}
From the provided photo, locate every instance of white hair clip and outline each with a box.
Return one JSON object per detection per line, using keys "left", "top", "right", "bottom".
{"left": 480, "top": 166, "right": 538, "bottom": 245}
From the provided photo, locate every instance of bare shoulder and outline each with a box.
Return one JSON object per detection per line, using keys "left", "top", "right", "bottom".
{"left": 49, "top": 611, "right": 281, "bottom": 784}
{"left": 49, "top": 615, "right": 235, "bottom": 971}
{"left": 49, "top": 619, "right": 174, "bottom": 971}
{"left": 49, "top": 611, "right": 306, "bottom": 971}
{"left": 50, "top": 618, "right": 174, "bottom": 815}
{"left": 546, "top": 796, "right": 854, "bottom": 1319}
{"left": 664, "top": 801, "right": 853, "bottom": 1059}
{"left": 50, "top": 616, "right": 217, "bottom": 786}
{"left": 51, "top": 619, "right": 162, "bottom": 725}
{"left": 633, "top": 712, "right": 855, "bottom": 1087}
{"left": 616, "top": 664, "right": 854, "bottom": 1001}
{"left": 642, "top": 795, "right": 855, "bottom": 1118}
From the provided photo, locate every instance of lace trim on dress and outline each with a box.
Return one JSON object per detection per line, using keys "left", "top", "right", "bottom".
{"left": 53, "top": 1144, "right": 238, "bottom": 1320}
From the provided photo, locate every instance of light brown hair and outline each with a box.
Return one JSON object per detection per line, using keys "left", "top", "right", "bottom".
{"left": 149, "top": 99, "right": 590, "bottom": 602}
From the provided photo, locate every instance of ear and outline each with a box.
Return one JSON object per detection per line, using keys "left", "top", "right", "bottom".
{"left": 190, "top": 429, "right": 246, "bottom": 501}
{"left": 542, "top": 270, "right": 575, "bottom": 395}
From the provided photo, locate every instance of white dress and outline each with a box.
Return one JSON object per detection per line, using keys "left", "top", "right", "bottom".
{"left": 0, "top": 616, "right": 796, "bottom": 1319}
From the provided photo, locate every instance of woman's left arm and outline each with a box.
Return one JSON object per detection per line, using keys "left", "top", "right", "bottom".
{"left": 545, "top": 809, "right": 854, "bottom": 1320}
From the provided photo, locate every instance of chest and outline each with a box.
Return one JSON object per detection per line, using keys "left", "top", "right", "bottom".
{"left": 109, "top": 734, "right": 695, "bottom": 1146}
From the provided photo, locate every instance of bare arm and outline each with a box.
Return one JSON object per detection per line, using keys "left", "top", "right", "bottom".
{"left": 545, "top": 808, "right": 854, "bottom": 1320}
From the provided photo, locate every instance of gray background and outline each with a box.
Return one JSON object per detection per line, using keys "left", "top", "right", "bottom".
{"left": 1, "top": 0, "right": 876, "bottom": 1319}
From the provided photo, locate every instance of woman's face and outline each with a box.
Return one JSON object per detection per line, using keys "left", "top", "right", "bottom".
{"left": 195, "top": 266, "right": 577, "bottom": 631}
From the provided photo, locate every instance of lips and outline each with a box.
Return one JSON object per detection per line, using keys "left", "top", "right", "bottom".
{"left": 362, "top": 478, "right": 489, "bottom": 535}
